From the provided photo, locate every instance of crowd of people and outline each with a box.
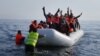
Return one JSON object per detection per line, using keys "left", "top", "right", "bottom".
{"left": 42, "top": 7, "right": 82, "bottom": 35}
{"left": 15, "top": 7, "right": 82, "bottom": 53}
{"left": 28, "top": 7, "right": 82, "bottom": 36}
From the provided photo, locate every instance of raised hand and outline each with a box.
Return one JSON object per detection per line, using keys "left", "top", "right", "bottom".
{"left": 42, "top": 6, "right": 45, "bottom": 10}
{"left": 79, "top": 12, "right": 82, "bottom": 17}
{"left": 58, "top": 8, "right": 60, "bottom": 12}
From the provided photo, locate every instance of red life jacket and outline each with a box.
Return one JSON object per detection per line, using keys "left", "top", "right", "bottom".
{"left": 16, "top": 34, "right": 23, "bottom": 45}
{"left": 47, "top": 17, "right": 52, "bottom": 23}
{"left": 69, "top": 18, "right": 75, "bottom": 24}
{"left": 65, "top": 16, "right": 70, "bottom": 24}
{"left": 53, "top": 17, "right": 60, "bottom": 24}
{"left": 66, "top": 17, "right": 74, "bottom": 32}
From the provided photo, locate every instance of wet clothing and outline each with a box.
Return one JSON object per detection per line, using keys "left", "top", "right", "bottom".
{"left": 16, "top": 34, "right": 24, "bottom": 45}
{"left": 25, "top": 45, "right": 35, "bottom": 52}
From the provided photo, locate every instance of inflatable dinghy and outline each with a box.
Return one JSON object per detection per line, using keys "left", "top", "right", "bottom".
{"left": 37, "top": 29, "right": 84, "bottom": 47}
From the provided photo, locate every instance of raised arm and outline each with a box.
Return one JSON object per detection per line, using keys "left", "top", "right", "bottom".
{"left": 60, "top": 10, "right": 63, "bottom": 17}
{"left": 75, "top": 13, "right": 82, "bottom": 19}
{"left": 67, "top": 7, "right": 69, "bottom": 16}
{"left": 69, "top": 9, "right": 73, "bottom": 17}
{"left": 54, "top": 8, "right": 60, "bottom": 16}
{"left": 42, "top": 7, "right": 47, "bottom": 18}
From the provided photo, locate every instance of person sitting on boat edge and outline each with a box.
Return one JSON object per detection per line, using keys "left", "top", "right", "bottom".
{"left": 15, "top": 30, "right": 25, "bottom": 45}
{"left": 74, "top": 13, "right": 82, "bottom": 29}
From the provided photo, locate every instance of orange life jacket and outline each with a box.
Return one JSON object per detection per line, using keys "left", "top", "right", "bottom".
{"left": 53, "top": 17, "right": 60, "bottom": 24}
{"left": 16, "top": 34, "right": 23, "bottom": 45}
{"left": 65, "top": 17, "right": 70, "bottom": 24}
{"left": 47, "top": 17, "right": 52, "bottom": 23}
{"left": 69, "top": 18, "right": 75, "bottom": 24}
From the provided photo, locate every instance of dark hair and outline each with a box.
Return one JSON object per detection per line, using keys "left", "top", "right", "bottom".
{"left": 18, "top": 30, "right": 21, "bottom": 34}
{"left": 40, "top": 20, "right": 43, "bottom": 23}
{"left": 34, "top": 20, "right": 37, "bottom": 23}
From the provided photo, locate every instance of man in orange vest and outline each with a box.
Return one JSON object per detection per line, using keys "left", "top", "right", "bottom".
{"left": 15, "top": 30, "right": 24, "bottom": 45}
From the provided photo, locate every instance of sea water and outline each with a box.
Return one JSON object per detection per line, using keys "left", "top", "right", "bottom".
{"left": 0, "top": 19, "right": 100, "bottom": 56}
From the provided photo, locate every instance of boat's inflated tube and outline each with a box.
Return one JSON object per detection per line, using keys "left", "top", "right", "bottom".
{"left": 37, "top": 29, "right": 84, "bottom": 47}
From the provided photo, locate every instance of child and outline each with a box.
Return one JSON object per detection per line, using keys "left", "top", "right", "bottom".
{"left": 16, "top": 30, "right": 24, "bottom": 45}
